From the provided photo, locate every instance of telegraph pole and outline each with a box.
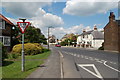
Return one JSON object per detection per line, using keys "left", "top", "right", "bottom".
{"left": 48, "top": 26, "right": 54, "bottom": 50}
{"left": 48, "top": 27, "right": 50, "bottom": 50}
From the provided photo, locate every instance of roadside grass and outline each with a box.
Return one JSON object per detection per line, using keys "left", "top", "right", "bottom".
{"left": 2, "top": 51, "right": 51, "bottom": 79}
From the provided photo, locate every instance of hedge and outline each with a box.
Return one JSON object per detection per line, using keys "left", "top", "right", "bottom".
{"left": 12, "top": 43, "right": 43, "bottom": 55}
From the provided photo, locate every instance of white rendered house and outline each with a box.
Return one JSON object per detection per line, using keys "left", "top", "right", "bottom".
{"left": 77, "top": 26, "right": 104, "bottom": 49}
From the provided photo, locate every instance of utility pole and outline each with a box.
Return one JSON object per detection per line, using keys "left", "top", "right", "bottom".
{"left": 48, "top": 26, "right": 54, "bottom": 50}
{"left": 19, "top": 18, "right": 26, "bottom": 72}
{"left": 48, "top": 27, "right": 49, "bottom": 50}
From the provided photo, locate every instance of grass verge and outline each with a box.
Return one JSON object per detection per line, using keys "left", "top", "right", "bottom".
{"left": 2, "top": 51, "right": 51, "bottom": 79}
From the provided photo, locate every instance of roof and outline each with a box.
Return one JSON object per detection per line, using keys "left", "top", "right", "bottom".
{"left": 80, "top": 30, "right": 93, "bottom": 35}
{"left": 79, "top": 30, "right": 104, "bottom": 39}
{"left": 91, "top": 31, "right": 104, "bottom": 39}
{"left": 0, "top": 14, "right": 14, "bottom": 26}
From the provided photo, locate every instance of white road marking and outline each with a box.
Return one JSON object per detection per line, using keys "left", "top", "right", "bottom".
{"left": 81, "top": 55, "right": 84, "bottom": 58}
{"left": 89, "top": 57, "right": 94, "bottom": 61}
{"left": 74, "top": 54, "right": 76, "bottom": 56}
{"left": 84, "top": 56, "right": 89, "bottom": 59}
{"left": 77, "top": 55, "right": 80, "bottom": 57}
{"left": 78, "top": 64, "right": 104, "bottom": 80}
{"left": 104, "top": 61, "right": 120, "bottom": 73}
{"left": 101, "top": 60, "right": 106, "bottom": 63}
{"left": 58, "top": 51, "right": 64, "bottom": 78}
{"left": 110, "top": 62, "right": 117, "bottom": 65}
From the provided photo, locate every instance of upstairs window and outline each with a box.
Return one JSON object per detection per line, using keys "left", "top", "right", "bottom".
{"left": 0, "top": 21, "right": 6, "bottom": 29}
{"left": 83, "top": 35, "right": 85, "bottom": 38}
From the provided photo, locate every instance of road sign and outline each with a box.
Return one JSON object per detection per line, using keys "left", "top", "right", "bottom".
{"left": 17, "top": 22, "right": 30, "bottom": 33}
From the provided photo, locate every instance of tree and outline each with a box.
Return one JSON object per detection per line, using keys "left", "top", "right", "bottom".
{"left": 11, "top": 25, "right": 47, "bottom": 47}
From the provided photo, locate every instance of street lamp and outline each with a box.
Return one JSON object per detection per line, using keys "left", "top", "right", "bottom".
{"left": 48, "top": 26, "right": 54, "bottom": 50}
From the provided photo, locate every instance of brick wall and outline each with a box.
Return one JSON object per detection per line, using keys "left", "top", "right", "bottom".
{"left": 104, "top": 12, "right": 119, "bottom": 52}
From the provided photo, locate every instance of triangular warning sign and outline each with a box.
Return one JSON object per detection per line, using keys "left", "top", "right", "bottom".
{"left": 77, "top": 64, "right": 103, "bottom": 79}
{"left": 17, "top": 22, "right": 30, "bottom": 33}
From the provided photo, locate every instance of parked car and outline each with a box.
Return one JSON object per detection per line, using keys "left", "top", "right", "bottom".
{"left": 55, "top": 44, "right": 61, "bottom": 47}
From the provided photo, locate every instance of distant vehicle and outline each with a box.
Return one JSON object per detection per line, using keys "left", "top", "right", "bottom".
{"left": 55, "top": 44, "right": 61, "bottom": 47}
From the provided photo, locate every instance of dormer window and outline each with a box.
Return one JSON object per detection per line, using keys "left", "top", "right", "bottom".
{"left": 0, "top": 20, "right": 6, "bottom": 29}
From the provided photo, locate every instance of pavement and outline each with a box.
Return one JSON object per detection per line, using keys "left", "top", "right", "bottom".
{"left": 26, "top": 48, "right": 61, "bottom": 78}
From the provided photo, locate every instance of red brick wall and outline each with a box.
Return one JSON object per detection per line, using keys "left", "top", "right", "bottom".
{"left": 104, "top": 21, "right": 119, "bottom": 51}
{"left": 118, "top": 25, "right": 120, "bottom": 53}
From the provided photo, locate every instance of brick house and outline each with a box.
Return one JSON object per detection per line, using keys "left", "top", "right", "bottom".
{"left": 104, "top": 12, "right": 120, "bottom": 52}
{"left": 0, "top": 14, "right": 15, "bottom": 51}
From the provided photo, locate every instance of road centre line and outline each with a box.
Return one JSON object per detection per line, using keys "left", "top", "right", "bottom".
{"left": 104, "top": 61, "right": 120, "bottom": 73}
{"left": 84, "top": 56, "right": 89, "bottom": 59}
{"left": 74, "top": 54, "right": 76, "bottom": 56}
{"left": 110, "top": 62, "right": 117, "bottom": 65}
{"left": 63, "top": 51, "right": 117, "bottom": 66}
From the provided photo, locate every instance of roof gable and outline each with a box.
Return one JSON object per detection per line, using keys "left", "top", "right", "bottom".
{"left": 0, "top": 14, "right": 14, "bottom": 26}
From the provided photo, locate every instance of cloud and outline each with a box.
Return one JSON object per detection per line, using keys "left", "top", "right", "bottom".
{"left": 63, "top": 1, "right": 118, "bottom": 16}
{"left": 2, "top": 2, "right": 51, "bottom": 18}
{"left": 49, "top": 24, "right": 85, "bottom": 39}
{"left": 7, "top": 8, "right": 64, "bottom": 39}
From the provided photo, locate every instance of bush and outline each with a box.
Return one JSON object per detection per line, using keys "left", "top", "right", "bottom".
{"left": 0, "top": 42, "right": 7, "bottom": 61}
{"left": 7, "top": 52, "right": 20, "bottom": 60}
{"left": 12, "top": 43, "right": 43, "bottom": 55}
{"left": 98, "top": 46, "right": 104, "bottom": 50}
{"left": 98, "top": 42, "right": 104, "bottom": 50}
{"left": 43, "top": 48, "right": 50, "bottom": 52}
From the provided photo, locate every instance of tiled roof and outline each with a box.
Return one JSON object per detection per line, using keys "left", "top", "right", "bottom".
{"left": 0, "top": 14, "right": 14, "bottom": 26}
{"left": 80, "top": 30, "right": 104, "bottom": 39}
{"left": 80, "top": 30, "right": 93, "bottom": 35}
{"left": 91, "top": 31, "right": 104, "bottom": 39}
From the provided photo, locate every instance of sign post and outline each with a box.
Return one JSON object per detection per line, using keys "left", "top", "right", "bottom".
{"left": 17, "top": 21, "right": 30, "bottom": 72}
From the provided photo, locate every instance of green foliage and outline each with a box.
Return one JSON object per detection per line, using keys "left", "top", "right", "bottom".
{"left": 7, "top": 52, "right": 20, "bottom": 60}
{"left": 60, "top": 34, "right": 78, "bottom": 46}
{"left": 43, "top": 48, "right": 50, "bottom": 52}
{"left": 12, "top": 43, "right": 43, "bottom": 55}
{"left": 11, "top": 26, "right": 20, "bottom": 47}
{"left": 24, "top": 26, "right": 47, "bottom": 43}
{"left": 0, "top": 42, "right": 7, "bottom": 61}
{"left": 2, "top": 51, "right": 51, "bottom": 78}
{"left": 98, "top": 46, "right": 104, "bottom": 50}
{"left": 11, "top": 26, "right": 47, "bottom": 47}
{"left": 98, "top": 42, "right": 104, "bottom": 50}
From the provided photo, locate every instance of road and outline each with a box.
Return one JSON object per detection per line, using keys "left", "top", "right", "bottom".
{"left": 51, "top": 46, "right": 120, "bottom": 80}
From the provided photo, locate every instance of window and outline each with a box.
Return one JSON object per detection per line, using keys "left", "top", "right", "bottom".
{"left": 0, "top": 36, "right": 10, "bottom": 46}
{"left": 0, "top": 21, "right": 5, "bottom": 29}
{"left": 83, "top": 35, "right": 85, "bottom": 38}
{"left": 87, "top": 35, "right": 88, "bottom": 38}
{"left": 4, "top": 36, "right": 10, "bottom": 46}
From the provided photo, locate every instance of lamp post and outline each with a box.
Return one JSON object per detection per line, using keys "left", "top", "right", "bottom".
{"left": 48, "top": 26, "right": 54, "bottom": 50}
{"left": 19, "top": 18, "right": 26, "bottom": 72}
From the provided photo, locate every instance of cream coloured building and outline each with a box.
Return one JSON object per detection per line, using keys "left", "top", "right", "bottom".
{"left": 77, "top": 26, "right": 104, "bottom": 49}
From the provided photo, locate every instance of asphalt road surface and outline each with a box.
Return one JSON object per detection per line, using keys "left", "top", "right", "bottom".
{"left": 51, "top": 46, "right": 120, "bottom": 80}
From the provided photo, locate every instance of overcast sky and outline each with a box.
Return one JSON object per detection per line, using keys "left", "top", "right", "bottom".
{"left": 1, "top": 0, "right": 119, "bottom": 39}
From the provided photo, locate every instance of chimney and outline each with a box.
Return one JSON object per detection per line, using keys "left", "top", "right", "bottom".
{"left": 94, "top": 26, "right": 97, "bottom": 30}
{"left": 83, "top": 29, "right": 86, "bottom": 33}
{"left": 109, "top": 12, "right": 115, "bottom": 22}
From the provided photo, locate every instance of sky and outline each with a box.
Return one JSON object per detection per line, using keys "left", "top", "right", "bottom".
{"left": 1, "top": 0, "right": 120, "bottom": 39}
